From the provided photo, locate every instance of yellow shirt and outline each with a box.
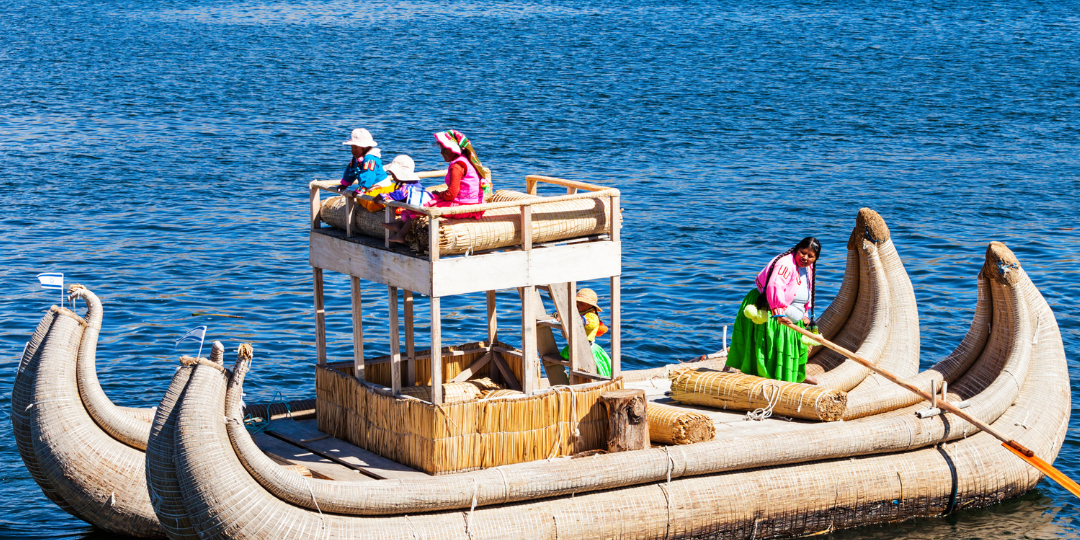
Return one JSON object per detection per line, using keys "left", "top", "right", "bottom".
{"left": 583, "top": 312, "right": 601, "bottom": 342}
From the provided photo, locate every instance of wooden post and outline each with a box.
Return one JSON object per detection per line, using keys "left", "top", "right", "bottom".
{"left": 567, "top": 281, "right": 579, "bottom": 382}
{"left": 521, "top": 285, "right": 538, "bottom": 394}
{"left": 487, "top": 290, "right": 500, "bottom": 384}
{"left": 404, "top": 290, "right": 416, "bottom": 386}
{"left": 521, "top": 206, "right": 533, "bottom": 251}
{"left": 350, "top": 276, "right": 364, "bottom": 380}
{"left": 600, "top": 389, "right": 648, "bottom": 452}
{"left": 309, "top": 185, "right": 321, "bottom": 230}
{"left": 610, "top": 194, "right": 620, "bottom": 242}
{"left": 486, "top": 290, "right": 498, "bottom": 344}
{"left": 313, "top": 268, "right": 326, "bottom": 366}
{"left": 431, "top": 296, "right": 443, "bottom": 404}
{"left": 388, "top": 286, "right": 401, "bottom": 395}
{"left": 345, "top": 196, "right": 354, "bottom": 237}
{"left": 384, "top": 206, "right": 392, "bottom": 248}
{"left": 429, "top": 216, "right": 440, "bottom": 262}
{"left": 611, "top": 275, "right": 621, "bottom": 378}
{"left": 526, "top": 177, "right": 538, "bottom": 195}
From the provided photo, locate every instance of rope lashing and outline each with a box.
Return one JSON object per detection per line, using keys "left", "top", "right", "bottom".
{"left": 997, "top": 260, "right": 1019, "bottom": 277}
{"left": 864, "top": 224, "right": 882, "bottom": 243}
{"left": 303, "top": 477, "right": 325, "bottom": 530}
{"left": 465, "top": 478, "right": 479, "bottom": 540}
{"left": 746, "top": 382, "right": 781, "bottom": 421}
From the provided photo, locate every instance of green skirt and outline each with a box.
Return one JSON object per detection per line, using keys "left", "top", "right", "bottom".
{"left": 726, "top": 288, "right": 809, "bottom": 383}
{"left": 560, "top": 342, "right": 613, "bottom": 377}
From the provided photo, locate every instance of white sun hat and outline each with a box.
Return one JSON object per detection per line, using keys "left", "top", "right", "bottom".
{"left": 384, "top": 154, "right": 421, "bottom": 182}
{"left": 433, "top": 131, "right": 461, "bottom": 154}
{"left": 342, "top": 128, "right": 378, "bottom": 147}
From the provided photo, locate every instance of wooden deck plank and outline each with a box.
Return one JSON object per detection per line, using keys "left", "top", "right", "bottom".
{"left": 251, "top": 432, "right": 373, "bottom": 482}
{"left": 266, "top": 418, "right": 428, "bottom": 480}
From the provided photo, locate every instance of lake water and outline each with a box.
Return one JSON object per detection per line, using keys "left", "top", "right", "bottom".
{"left": 1, "top": 0, "right": 1077, "bottom": 538}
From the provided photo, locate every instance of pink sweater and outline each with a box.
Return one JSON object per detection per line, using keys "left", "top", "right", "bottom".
{"left": 755, "top": 253, "right": 813, "bottom": 315}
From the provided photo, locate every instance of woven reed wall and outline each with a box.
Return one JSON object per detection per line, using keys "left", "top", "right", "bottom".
{"left": 317, "top": 364, "right": 623, "bottom": 474}
{"left": 669, "top": 368, "right": 847, "bottom": 422}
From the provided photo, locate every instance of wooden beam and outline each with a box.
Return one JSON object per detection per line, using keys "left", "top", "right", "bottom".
{"left": 611, "top": 275, "right": 621, "bottom": 378}
{"left": 567, "top": 281, "right": 579, "bottom": 382}
{"left": 610, "top": 194, "right": 620, "bottom": 243}
{"left": 388, "top": 286, "right": 401, "bottom": 395}
{"left": 450, "top": 352, "right": 493, "bottom": 383}
{"left": 429, "top": 216, "right": 440, "bottom": 262}
{"left": 524, "top": 175, "right": 610, "bottom": 194}
{"left": 313, "top": 268, "right": 326, "bottom": 366}
{"left": 521, "top": 206, "right": 533, "bottom": 251}
{"left": 431, "top": 296, "right": 443, "bottom": 404}
{"left": 490, "top": 351, "right": 522, "bottom": 391}
{"left": 404, "top": 290, "right": 415, "bottom": 386}
{"left": 521, "top": 285, "right": 537, "bottom": 394}
{"left": 309, "top": 184, "right": 321, "bottom": 230}
{"left": 350, "top": 276, "right": 363, "bottom": 380}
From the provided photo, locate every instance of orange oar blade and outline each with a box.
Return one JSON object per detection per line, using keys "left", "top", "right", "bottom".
{"left": 1002, "top": 442, "right": 1080, "bottom": 499}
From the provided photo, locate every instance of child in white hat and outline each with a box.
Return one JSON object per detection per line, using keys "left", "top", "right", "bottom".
{"left": 338, "top": 129, "right": 387, "bottom": 207}
{"left": 375, "top": 154, "right": 433, "bottom": 210}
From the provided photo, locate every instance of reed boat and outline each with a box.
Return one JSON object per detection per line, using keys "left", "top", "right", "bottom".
{"left": 135, "top": 176, "right": 1066, "bottom": 540}
{"left": 10, "top": 286, "right": 313, "bottom": 539}
{"left": 142, "top": 240, "right": 1068, "bottom": 540}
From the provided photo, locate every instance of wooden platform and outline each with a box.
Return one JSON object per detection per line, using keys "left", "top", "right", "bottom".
{"left": 310, "top": 227, "right": 621, "bottom": 297}
{"left": 253, "top": 380, "right": 816, "bottom": 478}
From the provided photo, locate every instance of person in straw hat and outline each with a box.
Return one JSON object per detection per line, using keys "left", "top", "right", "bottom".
{"left": 383, "top": 129, "right": 492, "bottom": 243}
{"left": 337, "top": 128, "right": 387, "bottom": 211}
{"left": 558, "top": 288, "right": 612, "bottom": 377}
{"left": 723, "top": 237, "right": 822, "bottom": 385}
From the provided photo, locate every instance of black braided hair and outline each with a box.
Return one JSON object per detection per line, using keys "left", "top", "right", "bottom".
{"left": 755, "top": 237, "right": 822, "bottom": 323}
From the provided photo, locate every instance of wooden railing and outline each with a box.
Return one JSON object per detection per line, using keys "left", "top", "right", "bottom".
{"left": 308, "top": 174, "right": 621, "bottom": 262}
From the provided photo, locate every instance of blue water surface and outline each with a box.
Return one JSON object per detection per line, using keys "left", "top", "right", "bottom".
{"left": 1, "top": 0, "right": 1077, "bottom": 538}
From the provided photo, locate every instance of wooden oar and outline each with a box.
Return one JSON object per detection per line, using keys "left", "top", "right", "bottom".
{"left": 780, "top": 319, "right": 1080, "bottom": 499}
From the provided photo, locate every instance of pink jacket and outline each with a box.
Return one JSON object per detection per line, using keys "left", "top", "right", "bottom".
{"left": 755, "top": 253, "right": 813, "bottom": 315}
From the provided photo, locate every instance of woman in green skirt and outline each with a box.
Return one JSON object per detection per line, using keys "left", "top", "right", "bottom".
{"left": 726, "top": 237, "right": 821, "bottom": 384}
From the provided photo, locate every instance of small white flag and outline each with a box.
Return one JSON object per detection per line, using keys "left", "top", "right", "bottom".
{"left": 175, "top": 326, "right": 208, "bottom": 358}
{"left": 37, "top": 273, "right": 64, "bottom": 289}
{"left": 37, "top": 273, "right": 64, "bottom": 305}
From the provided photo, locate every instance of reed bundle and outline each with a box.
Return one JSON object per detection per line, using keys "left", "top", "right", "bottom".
{"left": 319, "top": 196, "right": 385, "bottom": 238}
{"left": 483, "top": 389, "right": 524, "bottom": 399}
{"left": 646, "top": 403, "right": 715, "bottom": 445}
{"left": 317, "top": 364, "right": 622, "bottom": 474}
{"left": 408, "top": 190, "right": 615, "bottom": 255}
{"left": 668, "top": 368, "right": 847, "bottom": 422}
{"left": 398, "top": 383, "right": 482, "bottom": 403}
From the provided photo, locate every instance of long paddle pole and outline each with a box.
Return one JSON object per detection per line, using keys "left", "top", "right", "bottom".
{"left": 780, "top": 319, "right": 1080, "bottom": 499}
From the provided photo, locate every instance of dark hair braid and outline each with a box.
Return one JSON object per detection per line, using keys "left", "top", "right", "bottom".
{"left": 754, "top": 247, "right": 796, "bottom": 311}
{"left": 755, "top": 237, "right": 822, "bottom": 318}
{"left": 808, "top": 259, "right": 818, "bottom": 328}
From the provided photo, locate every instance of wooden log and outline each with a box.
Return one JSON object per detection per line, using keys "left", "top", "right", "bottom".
{"left": 599, "top": 389, "right": 649, "bottom": 453}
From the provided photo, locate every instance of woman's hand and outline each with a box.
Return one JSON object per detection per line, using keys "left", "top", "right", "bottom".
{"left": 776, "top": 316, "right": 793, "bottom": 326}
{"left": 802, "top": 316, "right": 810, "bottom": 325}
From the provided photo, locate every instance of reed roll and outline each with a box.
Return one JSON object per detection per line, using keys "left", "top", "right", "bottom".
{"left": 668, "top": 368, "right": 847, "bottom": 422}
{"left": 409, "top": 190, "right": 616, "bottom": 255}
{"left": 646, "top": 403, "right": 715, "bottom": 445}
